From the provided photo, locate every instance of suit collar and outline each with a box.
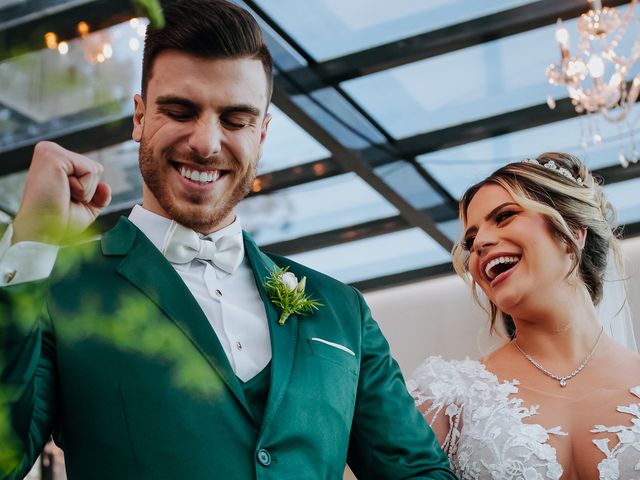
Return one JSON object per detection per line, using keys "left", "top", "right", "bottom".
{"left": 102, "top": 217, "right": 253, "bottom": 419}
{"left": 243, "top": 233, "right": 299, "bottom": 433}
{"left": 102, "top": 219, "right": 301, "bottom": 429}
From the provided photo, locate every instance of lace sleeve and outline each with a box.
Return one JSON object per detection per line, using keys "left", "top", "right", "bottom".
{"left": 407, "top": 356, "right": 482, "bottom": 457}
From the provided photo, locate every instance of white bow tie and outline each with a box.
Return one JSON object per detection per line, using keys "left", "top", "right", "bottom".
{"left": 161, "top": 221, "right": 244, "bottom": 278}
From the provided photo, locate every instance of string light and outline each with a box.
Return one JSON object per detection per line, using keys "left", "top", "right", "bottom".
{"left": 77, "top": 21, "right": 90, "bottom": 37}
{"left": 102, "top": 43, "right": 113, "bottom": 59}
{"left": 44, "top": 32, "right": 58, "bottom": 49}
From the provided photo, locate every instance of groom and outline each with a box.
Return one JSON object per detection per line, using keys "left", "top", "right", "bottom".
{"left": 0, "top": 1, "right": 454, "bottom": 478}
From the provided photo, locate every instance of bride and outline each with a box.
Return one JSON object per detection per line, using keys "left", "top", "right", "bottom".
{"left": 408, "top": 152, "right": 640, "bottom": 479}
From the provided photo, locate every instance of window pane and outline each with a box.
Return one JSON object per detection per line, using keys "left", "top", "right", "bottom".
{"left": 418, "top": 116, "right": 637, "bottom": 198}
{"left": 605, "top": 177, "right": 640, "bottom": 225}
{"left": 237, "top": 173, "right": 398, "bottom": 245}
{"left": 260, "top": 105, "right": 330, "bottom": 174}
{"left": 0, "top": 19, "right": 145, "bottom": 151}
{"left": 289, "top": 228, "right": 450, "bottom": 283}
{"left": 254, "top": 0, "right": 534, "bottom": 61}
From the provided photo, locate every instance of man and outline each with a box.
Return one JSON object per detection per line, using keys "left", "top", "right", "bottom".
{"left": 0, "top": 1, "right": 455, "bottom": 479}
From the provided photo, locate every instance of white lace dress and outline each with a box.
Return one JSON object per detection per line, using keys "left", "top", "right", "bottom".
{"left": 407, "top": 357, "right": 640, "bottom": 479}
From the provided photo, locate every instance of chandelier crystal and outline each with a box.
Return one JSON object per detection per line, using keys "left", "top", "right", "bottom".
{"left": 546, "top": 0, "right": 640, "bottom": 167}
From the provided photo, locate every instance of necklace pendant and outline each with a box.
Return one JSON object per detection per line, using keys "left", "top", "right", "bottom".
{"left": 559, "top": 378, "right": 567, "bottom": 387}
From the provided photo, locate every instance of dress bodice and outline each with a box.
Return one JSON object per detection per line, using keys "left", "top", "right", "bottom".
{"left": 407, "top": 356, "right": 640, "bottom": 479}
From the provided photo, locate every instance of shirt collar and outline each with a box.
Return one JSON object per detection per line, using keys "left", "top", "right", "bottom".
{"left": 128, "top": 204, "right": 243, "bottom": 254}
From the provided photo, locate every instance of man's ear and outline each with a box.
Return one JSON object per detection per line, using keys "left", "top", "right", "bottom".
{"left": 257, "top": 112, "right": 272, "bottom": 158}
{"left": 132, "top": 94, "right": 145, "bottom": 142}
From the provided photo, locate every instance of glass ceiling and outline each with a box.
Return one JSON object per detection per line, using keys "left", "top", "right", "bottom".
{"left": 237, "top": 172, "right": 398, "bottom": 245}
{"left": 342, "top": 20, "right": 563, "bottom": 139}
{"left": 253, "top": 0, "right": 534, "bottom": 61}
{"left": 604, "top": 177, "right": 640, "bottom": 226}
{"left": 419, "top": 116, "right": 639, "bottom": 198}
{"left": 1, "top": 0, "right": 640, "bottom": 289}
{"left": 0, "top": 18, "right": 145, "bottom": 152}
{"left": 290, "top": 227, "right": 450, "bottom": 284}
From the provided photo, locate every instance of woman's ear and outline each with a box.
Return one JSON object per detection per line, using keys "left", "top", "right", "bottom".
{"left": 572, "top": 226, "right": 587, "bottom": 250}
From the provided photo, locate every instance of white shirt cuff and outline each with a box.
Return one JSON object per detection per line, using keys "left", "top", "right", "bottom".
{"left": 0, "top": 224, "right": 59, "bottom": 286}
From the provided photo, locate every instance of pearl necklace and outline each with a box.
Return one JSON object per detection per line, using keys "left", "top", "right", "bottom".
{"left": 513, "top": 327, "right": 604, "bottom": 387}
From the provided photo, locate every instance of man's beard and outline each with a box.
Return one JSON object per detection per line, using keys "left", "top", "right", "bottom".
{"left": 138, "top": 139, "right": 256, "bottom": 233}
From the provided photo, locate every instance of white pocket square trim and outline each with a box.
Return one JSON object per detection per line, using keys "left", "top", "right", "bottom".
{"left": 310, "top": 337, "right": 355, "bottom": 356}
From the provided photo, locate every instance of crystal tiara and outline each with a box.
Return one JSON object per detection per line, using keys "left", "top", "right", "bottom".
{"left": 522, "top": 158, "right": 583, "bottom": 185}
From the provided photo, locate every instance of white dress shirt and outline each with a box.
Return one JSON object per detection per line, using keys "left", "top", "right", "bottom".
{"left": 0, "top": 206, "right": 272, "bottom": 382}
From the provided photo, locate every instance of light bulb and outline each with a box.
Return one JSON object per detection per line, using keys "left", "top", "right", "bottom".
{"left": 555, "top": 26, "right": 570, "bottom": 49}
{"left": 587, "top": 54, "right": 605, "bottom": 78}
{"left": 609, "top": 72, "right": 622, "bottom": 87}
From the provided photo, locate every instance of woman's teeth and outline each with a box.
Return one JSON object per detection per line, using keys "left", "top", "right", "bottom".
{"left": 485, "top": 256, "right": 520, "bottom": 280}
{"left": 179, "top": 166, "right": 221, "bottom": 184}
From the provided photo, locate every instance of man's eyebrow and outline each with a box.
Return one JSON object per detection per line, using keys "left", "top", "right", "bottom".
{"left": 219, "top": 104, "right": 262, "bottom": 117}
{"left": 463, "top": 202, "right": 519, "bottom": 239}
{"left": 154, "top": 96, "right": 262, "bottom": 117}
{"left": 155, "top": 95, "right": 198, "bottom": 108}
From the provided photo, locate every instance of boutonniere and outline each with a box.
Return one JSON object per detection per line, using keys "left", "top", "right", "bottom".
{"left": 263, "top": 267, "right": 323, "bottom": 325}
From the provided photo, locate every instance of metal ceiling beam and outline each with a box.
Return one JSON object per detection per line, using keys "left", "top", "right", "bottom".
{"left": 0, "top": 108, "right": 133, "bottom": 176}
{"left": 262, "top": 216, "right": 410, "bottom": 256}
{"left": 271, "top": 83, "right": 454, "bottom": 251}
{"left": 352, "top": 263, "right": 454, "bottom": 293}
{"left": 596, "top": 160, "right": 640, "bottom": 185}
{"left": 278, "top": 0, "right": 631, "bottom": 91}
{"left": 392, "top": 98, "right": 578, "bottom": 159}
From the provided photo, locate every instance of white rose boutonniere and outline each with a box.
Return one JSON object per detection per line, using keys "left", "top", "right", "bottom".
{"left": 263, "top": 267, "right": 323, "bottom": 326}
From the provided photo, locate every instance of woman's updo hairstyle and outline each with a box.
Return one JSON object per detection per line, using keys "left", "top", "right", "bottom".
{"left": 451, "top": 152, "right": 622, "bottom": 336}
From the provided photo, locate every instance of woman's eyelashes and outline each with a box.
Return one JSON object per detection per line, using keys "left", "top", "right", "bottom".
{"left": 462, "top": 235, "right": 475, "bottom": 252}
{"left": 462, "top": 209, "right": 519, "bottom": 252}
{"left": 495, "top": 209, "right": 517, "bottom": 224}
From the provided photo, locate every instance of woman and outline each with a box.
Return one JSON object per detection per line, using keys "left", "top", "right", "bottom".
{"left": 408, "top": 152, "right": 640, "bottom": 479}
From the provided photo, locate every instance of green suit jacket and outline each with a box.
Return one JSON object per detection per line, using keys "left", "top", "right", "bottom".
{"left": 0, "top": 218, "right": 454, "bottom": 479}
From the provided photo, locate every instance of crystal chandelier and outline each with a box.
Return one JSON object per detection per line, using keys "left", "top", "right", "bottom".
{"left": 546, "top": 0, "right": 640, "bottom": 167}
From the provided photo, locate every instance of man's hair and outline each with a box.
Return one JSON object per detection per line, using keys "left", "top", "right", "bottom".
{"left": 141, "top": 0, "right": 273, "bottom": 100}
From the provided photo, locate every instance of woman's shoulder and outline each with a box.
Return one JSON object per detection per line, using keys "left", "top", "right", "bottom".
{"left": 407, "top": 355, "right": 514, "bottom": 407}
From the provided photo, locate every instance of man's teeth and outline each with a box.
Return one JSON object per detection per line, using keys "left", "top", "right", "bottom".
{"left": 179, "top": 167, "right": 221, "bottom": 183}
{"left": 485, "top": 256, "right": 519, "bottom": 280}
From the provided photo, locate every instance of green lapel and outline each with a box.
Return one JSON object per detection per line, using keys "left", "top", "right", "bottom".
{"left": 243, "top": 232, "right": 299, "bottom": 433}
{"left": 102, "top": 217, "right": 253, "bottom": 419}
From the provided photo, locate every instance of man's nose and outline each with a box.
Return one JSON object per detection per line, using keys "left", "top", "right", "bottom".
{"left": 188, "top": 117, "right": 222, "bottom": 159}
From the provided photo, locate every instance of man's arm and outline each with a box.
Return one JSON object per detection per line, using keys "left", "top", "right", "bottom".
{"left": 0, "top": 141, "right": 110, "bottom": 479}
{"left": 0, "top": 225, "right": 59, "bottom": 287}
{"left": 0, "top": 280, "right": 58, "bottom": 480}
{"left": 346, "top": 290, "right": 456, "bottom": 479}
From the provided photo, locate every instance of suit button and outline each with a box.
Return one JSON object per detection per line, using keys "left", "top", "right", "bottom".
{"left": 256, "top": 449, "right": 271, "bottom": 466}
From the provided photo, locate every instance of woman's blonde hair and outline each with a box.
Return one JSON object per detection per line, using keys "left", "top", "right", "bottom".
{"left": 451, "top": 152, "right": 623, "bottom": 336}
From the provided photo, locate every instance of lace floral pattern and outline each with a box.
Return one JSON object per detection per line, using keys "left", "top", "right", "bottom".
{"left": 591, "top": 386, "right": 640, "bottom": 479}
{"left": 407, "top": 357, "right": 566, "bottom": 479}
{"left": 408, "top": 357, "right": 640, "bottom": 479}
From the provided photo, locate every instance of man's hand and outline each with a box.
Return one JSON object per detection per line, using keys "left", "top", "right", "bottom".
{"left": 12, "top": 141, "right": 112, "bottom": 245}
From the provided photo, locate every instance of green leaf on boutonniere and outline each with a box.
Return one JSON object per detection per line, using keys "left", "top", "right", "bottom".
{"left": 263, "top": 267, "right": 323, "bottom": 326}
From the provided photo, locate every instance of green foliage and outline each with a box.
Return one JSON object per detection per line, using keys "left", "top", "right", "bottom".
{"left": 132, "top": 0, "right": 165, "bottom": 29}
